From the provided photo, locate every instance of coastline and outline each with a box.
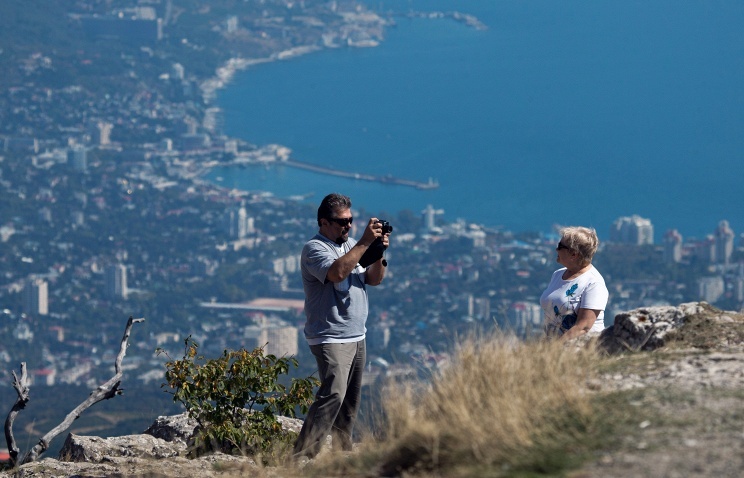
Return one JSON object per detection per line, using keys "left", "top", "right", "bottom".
{"left": 198, "top": 7, "right": 395, "bottom": 103}
{"left": 193, "top": 9, "right": 487, "bottom": 193}
{"left": 199, "top": 9, "right": 488, "bottom": 101}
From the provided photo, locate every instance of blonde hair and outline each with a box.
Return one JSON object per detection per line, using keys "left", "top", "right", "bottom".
{"left": 560, "top": 226, "right": 599, "bottom": 266}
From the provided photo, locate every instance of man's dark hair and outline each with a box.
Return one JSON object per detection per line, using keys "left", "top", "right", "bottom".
{"left": 317, "top": 193, "right": 351, "bottom": 226}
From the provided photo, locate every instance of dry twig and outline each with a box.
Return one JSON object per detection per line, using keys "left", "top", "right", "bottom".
{"left": 3, "top": 316, "right": 144, "bottom": 466}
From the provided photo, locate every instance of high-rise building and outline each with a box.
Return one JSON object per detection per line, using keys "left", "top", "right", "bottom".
{"left": 225, "top": 201, "right": 254, "bottom": 239}
{"left": 714, "top": 220, "right": 734, "bottom": 265}
{"left": 698, "top": 276, "right": 724, "bottom": 303}
{"left": 271, "top": 255, "right": 300, "bottom": 276}
{"left": 368, "top": 319, "right": 391, "bottom": 351}
{"left": 243, "top": 318, "right": 298, "bottom": 357}
{"left": 610, "top": 215, "right": 654, "bottom": 245}
{"left": 38, "top": 206, "right": 52, "bottom": 223}
{"left": 694, "top": 235, "right": 717, "bottom": 263}
{"left": 171, "top": 63, "right": 185, "bottom": 81}
{"left": 225, "top": 15, "right": 239, "bottom": 33}
{"left": 105, "top": 264, "right": 129, "bottom": 300}
{"left": 507, "top": 301, "right": 543, "bottom": 336}
{"left": 68, "top": 145, "right": 87, "bottom": 172}
{"left": 71, "top": 210, "right": 85, "bottom": 227}
{"left": 736, "top": 263, "right": 744, "bottom": 304}
{"left": 23, "top": 277, "right": 49, "bottom": 317}
{"left": 93, "top": 122, "right": 113, "bottom": 146}
{"left": 421, "top": 204, "right": 444, "bottom": 233}
{"left": 663, "top": 229, "right": 683, "bottom": 263}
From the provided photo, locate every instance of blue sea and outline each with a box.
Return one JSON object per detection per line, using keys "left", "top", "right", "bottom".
{"left": 211, "top": 0, "right": 744, "bottom": 241}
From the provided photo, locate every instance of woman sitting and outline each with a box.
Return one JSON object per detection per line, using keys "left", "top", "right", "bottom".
{"left": 540, "top": 226, "right": 609, "bottom": 340}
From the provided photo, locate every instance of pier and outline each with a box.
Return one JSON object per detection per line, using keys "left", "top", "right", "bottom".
{"left": 283, "top": 159, "right": 439, "bottom": 190}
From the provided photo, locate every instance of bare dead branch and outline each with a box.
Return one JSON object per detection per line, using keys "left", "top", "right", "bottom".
{"left": 10, "top": 316, "right": 145, "bottom": 465}
{"left": 4, "top": 362, "right": 30, "bottom": 466}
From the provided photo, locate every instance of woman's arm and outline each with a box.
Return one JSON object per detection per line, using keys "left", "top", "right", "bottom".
{"left": 560, "top": 308, "right": 600, "bottom": 341}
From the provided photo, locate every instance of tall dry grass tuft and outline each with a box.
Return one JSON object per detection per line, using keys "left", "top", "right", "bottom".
{"left": 375, "top": 333, "right": 599, "bottom": 475}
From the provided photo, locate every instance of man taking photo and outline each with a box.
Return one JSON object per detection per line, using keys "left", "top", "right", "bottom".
{"left": 293, "top": 192, "right": 390, "bottom": 459}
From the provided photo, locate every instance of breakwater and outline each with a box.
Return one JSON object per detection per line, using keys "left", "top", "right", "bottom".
{"left": 283, "top": 159, "right": 439, "bottom": 190}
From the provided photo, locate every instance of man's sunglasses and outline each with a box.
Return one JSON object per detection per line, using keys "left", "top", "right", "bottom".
{"left": 328, "top": 216, "right": 353, "bottom": 227}
{"left": 556, "top": 242, "right": 570, "bottom": 251}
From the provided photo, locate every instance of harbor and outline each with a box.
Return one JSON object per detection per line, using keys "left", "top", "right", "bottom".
{"left": 283, "top": 159, "right": 439, "bottom": 190}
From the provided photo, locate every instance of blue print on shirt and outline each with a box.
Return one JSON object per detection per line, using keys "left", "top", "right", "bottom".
{"left": 565, "top": 284, "right": 578, "bottom": 297}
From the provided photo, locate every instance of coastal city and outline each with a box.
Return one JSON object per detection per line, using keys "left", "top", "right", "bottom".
{"left": 1, "top": 0, "right": 744, "bottom": 437}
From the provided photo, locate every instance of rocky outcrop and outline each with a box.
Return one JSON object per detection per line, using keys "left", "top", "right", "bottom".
{"left": 1, "top": 413, "right": 291, "bottom": 477}
{"left": 59, "top": 433, "right": 185, "bottom": 463}
{"left": 599, "top": 301, "right": 714, "bottom": 353}
{"left": 142, "top": 413, "right": 198, "bottom": 446}
{"left": 587, "top": 302, "right": 744, "bottom": 392}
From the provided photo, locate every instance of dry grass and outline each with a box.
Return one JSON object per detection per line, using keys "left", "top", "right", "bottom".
{"left": 276, "top": 309, "right": 744, "bottom": 477}
{"left": 299, "top": 334, "right": 603, "bottom": 477}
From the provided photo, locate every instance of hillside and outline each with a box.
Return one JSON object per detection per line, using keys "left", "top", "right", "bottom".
{"left": 2, "top": 302, "right": 742, "bottom": 477}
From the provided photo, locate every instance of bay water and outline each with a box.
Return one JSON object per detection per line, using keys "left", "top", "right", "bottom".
{"left": 212, "top": 0, "right": 744, "bottom": 240}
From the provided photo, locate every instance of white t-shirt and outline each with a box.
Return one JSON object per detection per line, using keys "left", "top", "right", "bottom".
{"left": 539, "top": 265, "right": 609, "bottom": 337}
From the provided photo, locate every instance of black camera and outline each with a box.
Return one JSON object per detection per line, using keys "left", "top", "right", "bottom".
{"left": 378, "top": 220, "right": 393, "bottom": 235}
{"left": 359, "top": 220, "right": 393, "bottom": 268}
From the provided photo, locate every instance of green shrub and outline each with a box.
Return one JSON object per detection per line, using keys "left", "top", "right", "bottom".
{"left": 158, "top": 337, "right": 319, "bottom": 458}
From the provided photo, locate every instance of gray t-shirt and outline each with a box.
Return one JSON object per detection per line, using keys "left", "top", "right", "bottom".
{"left": 301, "top": 233, "right": 368, "bottom": 344}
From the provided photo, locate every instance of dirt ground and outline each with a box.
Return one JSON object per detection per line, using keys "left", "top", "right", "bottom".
{"left": 576, "top": 347, "right": 744, "bottom": 478}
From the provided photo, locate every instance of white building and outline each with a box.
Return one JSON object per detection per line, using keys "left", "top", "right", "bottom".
{"left": 243, "top": 318, "right": 298, "bottom": 358}
{"left": 610, "top": 215, "right": 654, "bottom": 245}
{"left": 714, "top": 220, "right": 734, "bottom": 265}
{"left": 225, "top": 15, "right": 239, "bottom": 33}
{"left": 663, "top": 229, "right": 683, "bottom": 263}
{"left": 171, "top": 63, "right": 185, "bottom": 81}
{"left": 93, "top": 122, "right": 113, "bottom": 146}
{"left": 23, "top": 277, "right": 49, "bottom": 316}
{"left": 225, "top": 201, "right": 254, "bottom": 239}
{"left": 271, "top": 255, "right": 300, "bottom": 276}
{"left": 698, "top": 276, "right": 725, "bottom": 303}
{"left": 105, "top": 264, "right": 129, "bottom": 300}
{"left": 421, "top": 204, "right": 444, "bottom": 233}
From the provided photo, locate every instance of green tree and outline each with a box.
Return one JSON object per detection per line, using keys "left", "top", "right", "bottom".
{"left": 159, "top": 338, "right": 319, "bottom": 458}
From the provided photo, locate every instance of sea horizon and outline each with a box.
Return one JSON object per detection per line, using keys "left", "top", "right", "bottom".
{"left": 210, "top": 0, "right": 744, "bottom": 242}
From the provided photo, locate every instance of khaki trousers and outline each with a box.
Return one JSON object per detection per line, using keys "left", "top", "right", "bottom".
{"left": 293, "top": 340, "right": 366, "bottom": 457}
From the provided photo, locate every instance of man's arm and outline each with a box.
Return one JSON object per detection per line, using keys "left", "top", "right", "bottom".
{"left": 365, "top": 233, "right": 389, "bottom": 286}
{"left": 325, "top": 218, "right": 383, "bottom": 283}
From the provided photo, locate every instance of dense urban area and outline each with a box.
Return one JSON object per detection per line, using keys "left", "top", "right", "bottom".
{"left": 1, "top": 0, "right": 743, "bottom": 438}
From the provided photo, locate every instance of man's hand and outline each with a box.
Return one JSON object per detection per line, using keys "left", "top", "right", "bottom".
{"left": 359, "top": 217, "right": 384, "bottom": 247}
{"left": 380, "top": 231, "right": 390, "bottom": 248}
